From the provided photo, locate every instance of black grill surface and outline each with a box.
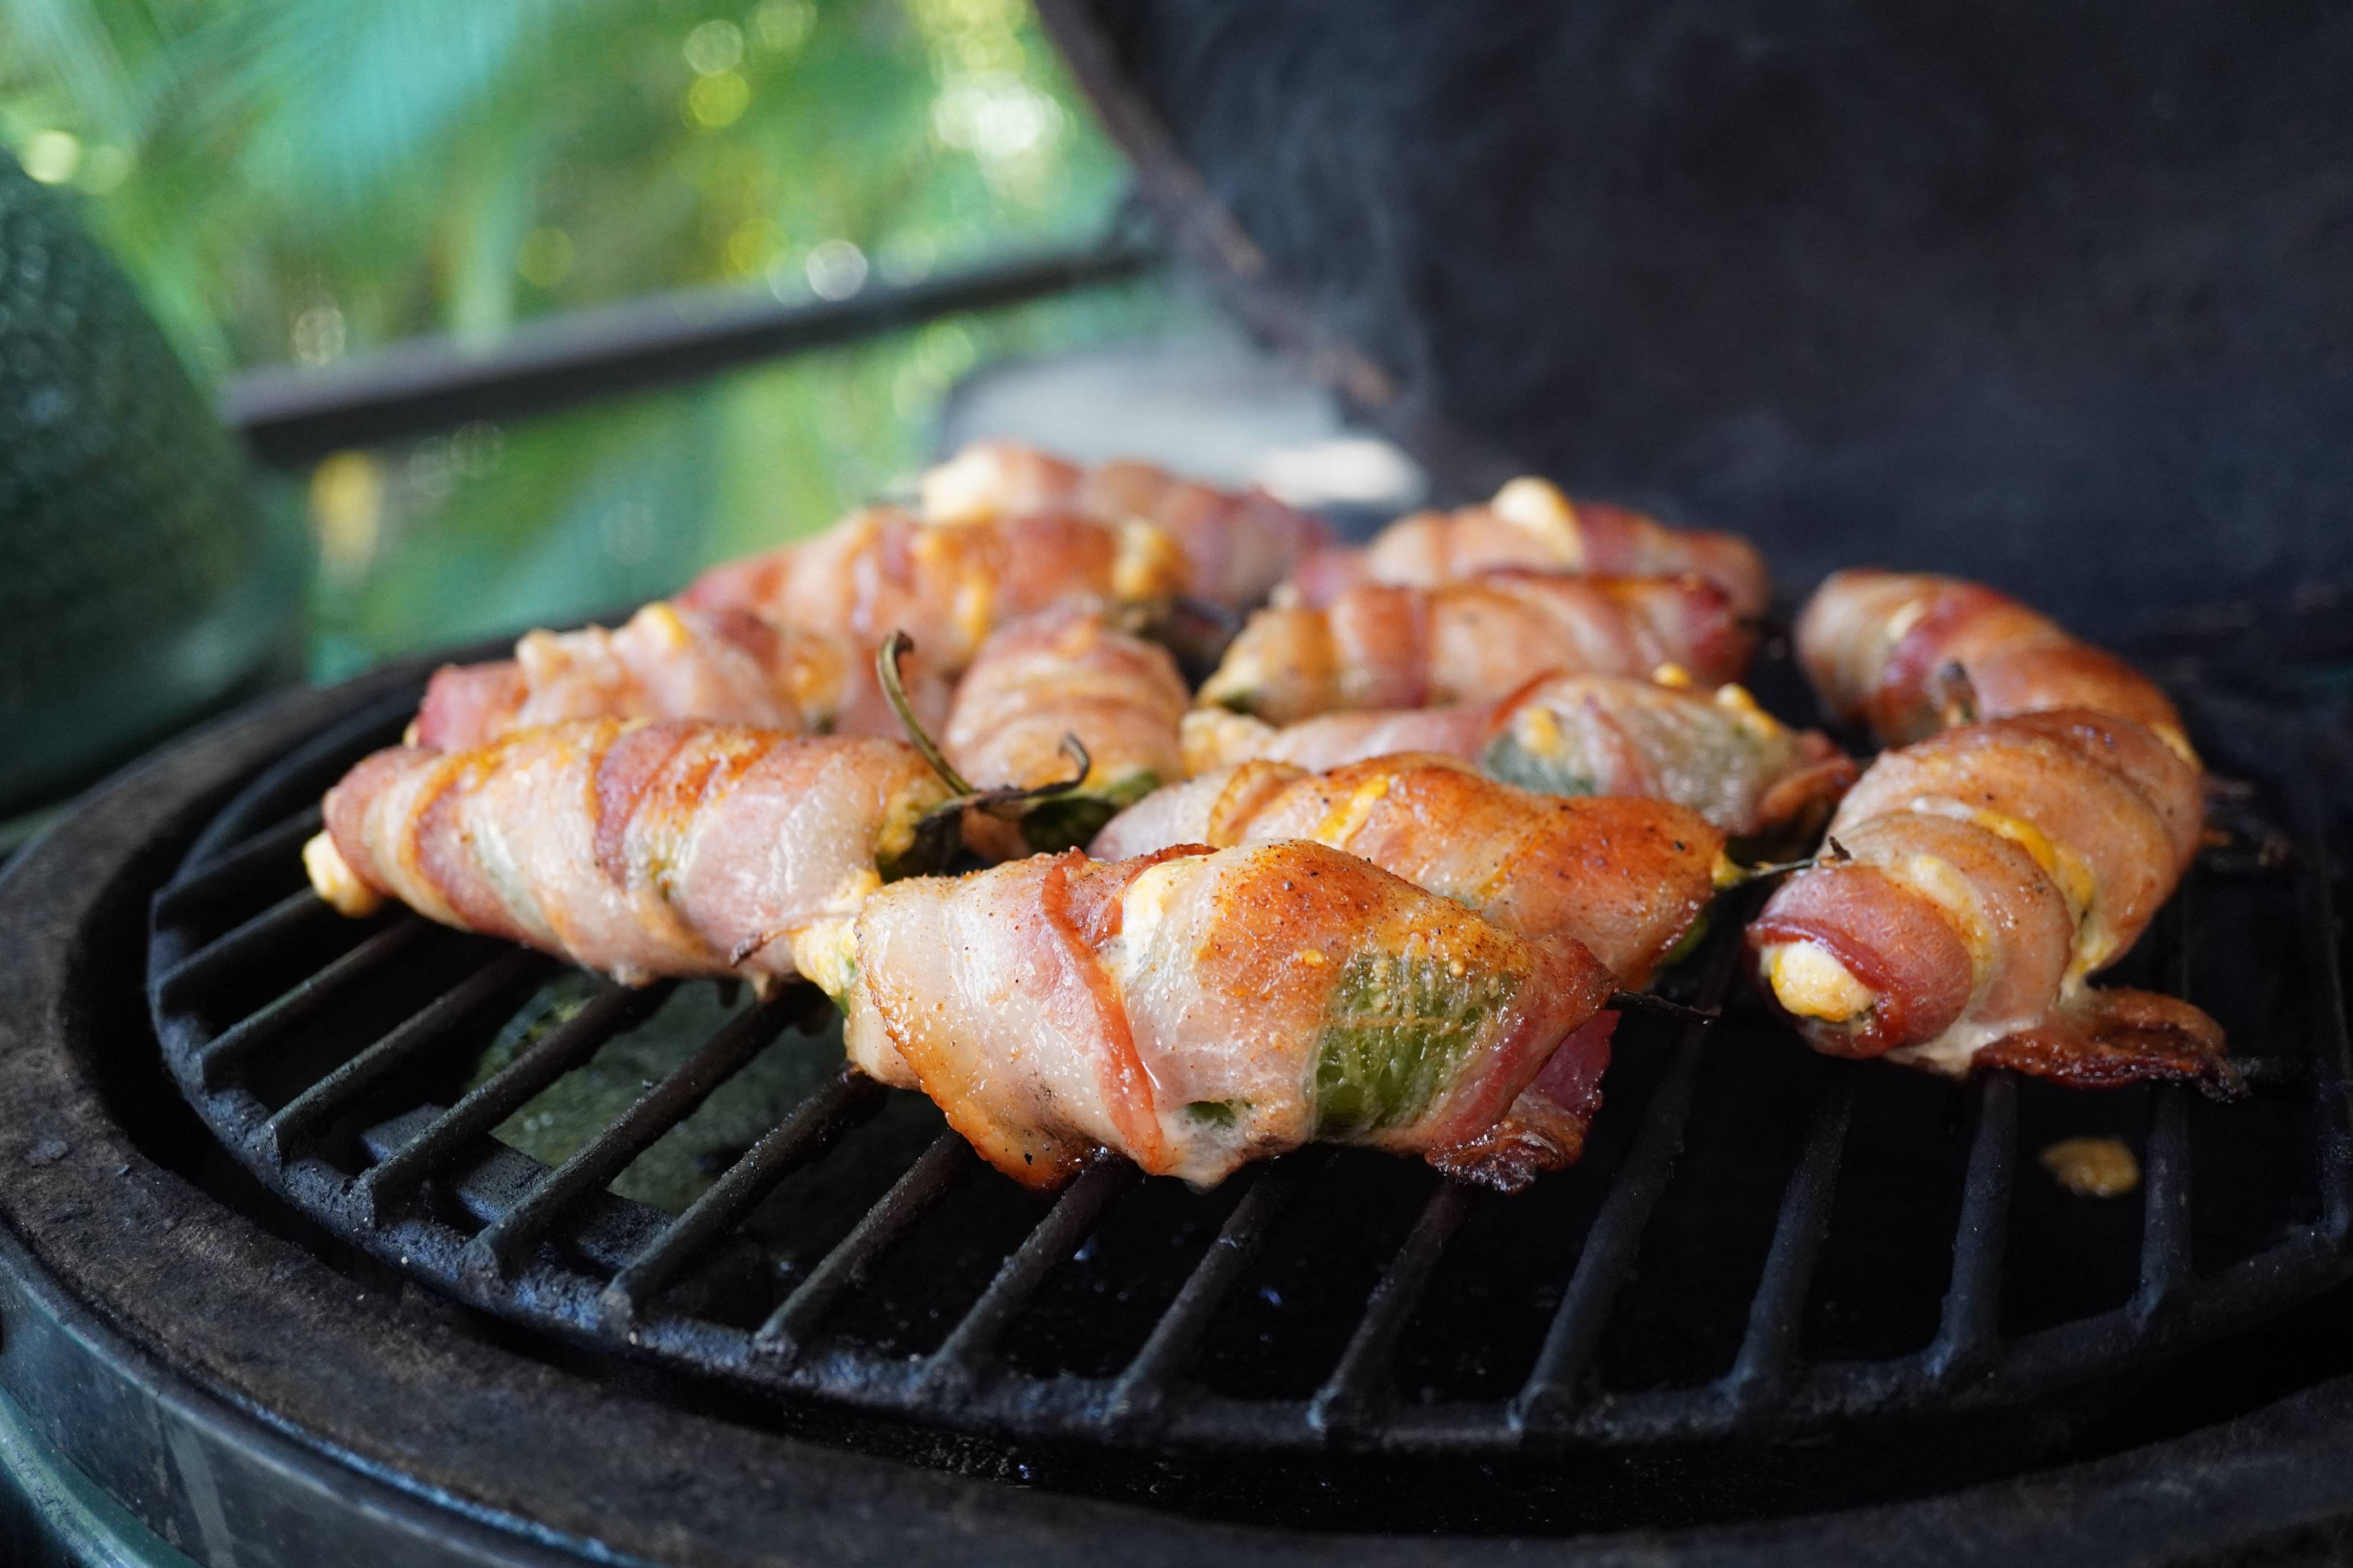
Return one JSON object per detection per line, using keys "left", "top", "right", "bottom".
{"left": 140, "top": 657, "right": 2353, "bottom": 1508}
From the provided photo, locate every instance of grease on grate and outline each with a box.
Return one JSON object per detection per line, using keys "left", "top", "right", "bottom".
{"left": 2039, "top": 1135, "right": 2141, "bottom": 1199}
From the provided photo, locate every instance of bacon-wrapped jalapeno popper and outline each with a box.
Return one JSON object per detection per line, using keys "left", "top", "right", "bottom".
{"left": 1284, "top": 476, "right": 1770, "bottom": 620}
{"left": 846, "top": 841, "right": 1619, "bottom": 1191}
{"left": 409, "top": 601, "right": 952, "bottom": 752}
{"left": 1091, "top": 755, "right": 1723, "bottom": 991}
{"left": 942, "top": 605, "right": 1190, "bottom": 859}
{"left": 1086, "top": 753, "right": 1736, "bottom": 1186}
{"left": 1182, "top": 673, "right": 1853, "bottom": 841}
{"left": 1796, "top": 568, "right": 2190, "bottom": 759}
{"left": 305, "top": 721, "right": 951, "bottom": 996}
{"left": 918, "top": 439, "right": 1332, "bottom": 610}
{"left": 1196, "top": 571, "right": 1751, "bottom": 727}
{"left": 677, "top": 504, "right": 1188, "bottom": 676}
{"left": 1748, "top": 709, "right": 2235, "bottom": 1093}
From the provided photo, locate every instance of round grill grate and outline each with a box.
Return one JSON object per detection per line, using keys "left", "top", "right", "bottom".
{"left": 145, "top": 666, "right": 2353, "bottom": 1464}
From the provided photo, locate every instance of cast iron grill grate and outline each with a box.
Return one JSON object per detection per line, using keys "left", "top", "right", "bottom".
{"left": 144, "top": 678, "right": 2353, "bottom": 1458}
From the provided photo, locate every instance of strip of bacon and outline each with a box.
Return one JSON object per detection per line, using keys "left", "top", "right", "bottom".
{"left": 304, "top": 721, "right": 951, "bottom": 997}
{"left": 1195, "top": 571, "right": 1751, "bottom": 727}
{"left": 1747, "top": 710, "right": 2236, "bottom": 1094}
{"left": 409, "top": 601, "right": 952, "bottom": 751}
{"left": 943, "top": 605, "right": 1191, "bottom": 859}
{"left": 918, "top": 440, "right": 1333, "bottom": 610}
{"left": 1282, "top": 476, "right": 1769, "bottom": 620}
{"left": 1182, "top": 672, "right": 1852, "bottom": 840}
{"left": 1796, "top": 568, "right": 2191, "bottom": 760}
{"left": 1091, "top": 754, "right": 1722, "bottom": 992}
{"left": 847, "top": 841, "right": 1617, "bottom": 1191}
{"left": 677, "top": 504, "right": 1189, "bottom": 676}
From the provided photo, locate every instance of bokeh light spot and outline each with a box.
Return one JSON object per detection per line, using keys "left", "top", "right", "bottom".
{"left": 684, "top": 19, "right": 746, "bottom": 76}
{"left": 291, "top": 303, "right": 347, "bottom": 365}
{"left": 22, "top": 130, "right": 81, "bottom": 184}
{"left": 753, "top": 0, "right": 815, "bottom": 54}
{"left": 687, "top": 70, "right": 751, "bottom": 129}
{"left": 804, "top": 238, "right": 869, "bottom": 300}
{"left": 309, "top": 452, "right": 385, "bottom": 579}
{"left": 517, "top": 227, "right": 576, "bottom": 288}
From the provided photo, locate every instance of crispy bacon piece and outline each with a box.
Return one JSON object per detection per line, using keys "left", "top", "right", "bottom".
{"left": 304, "top": 721, "right": 950, "bottom": 995}
{"left": 1748, "top": 709, "right": 2235, "bottom": 1094}
{"left": 677, "top": 504, "right": 1189, "bottom": 675}
{"left": 847, "top": 841, "right": 1617, "bottom": 1191}
{"left": 943, "top": 605, "right": 1191, "bottom": 859}
{"left": 1796, "top": 569, "right": 2191, "bottom": 759}
{"left": 1182, "top": 673, "right": 1853, "bottom": 839}
{"left": 1284, "top": 476, "right": 1770, "bottom": 619}
{"left": 409, "top": 602, "right": 951, "bottom": 751}
{"left": 918, "top": 440, "right": 1333, "bottom": 609}
{"left": 1196, "top": 571, "right": 1751, "bottom": 727}
{"left": 1091, "top": 754, "right": 1723, "bottom": 992}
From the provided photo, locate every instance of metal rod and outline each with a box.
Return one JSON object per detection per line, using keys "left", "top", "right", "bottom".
{"left": 151, "top": 889, "right": 343, "bottom": 1009}
{"left": 151, "top": 807, "right": 323, "bottom": 927}
{"left": 196, "top": 916, "right": 434, "bottom": 1091}
{"left": 352, "top": 980, "right": 675, "bottom": 1224}
{"left": 1103, "top": 1156, "right": 1316, "bottom": 1425}
{"left": 225, "top": 238, "right": 1164, "bottom": 467}
{"left": 754, "top": 1133, "right": 974, "bottom": 1365}
{"left": 1723, "top": 1061, "right": 1857, "bottom": 1404}
{"left": 924, "top": 1152, "right": 1136, "bottom": 1381}
{"left": 1511, "top": 920, "right": 1742, "bottom": 1432}
{"left": 2133, "top": 1085, "right": 2194, "bottom": 1323}
{"left": 260, "top": 950, "right": 549, "bottom": 1159}
{"left": 460, "top": 991, "right": 797, "bottom": 1282}
{"left": 600, "top": 1068, "right": 884, "bottom": 1328}
{"left": 2290, "top": 766, "right": 2353, "bottom": 1240}
{"left": 1925, "top": 1072, "right": 2018, "bottom": 1384}
{"left": 1308, "top": 1179, "right": 1475, "bottom": 1441}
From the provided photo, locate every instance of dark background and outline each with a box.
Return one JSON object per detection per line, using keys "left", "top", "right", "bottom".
{"left": 1089, "top": 0, "right": 2353, "bottom": 644}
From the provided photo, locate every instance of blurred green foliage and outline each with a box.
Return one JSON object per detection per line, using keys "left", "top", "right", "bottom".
{"left": 0, "top": 0, "right": 1184, "bottom": 673}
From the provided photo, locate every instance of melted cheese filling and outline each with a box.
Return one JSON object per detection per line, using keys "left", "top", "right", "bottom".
{"left": 1107, "top": 858, "right": 1190, "bottom": 994}
{"left": 1179, "top": 707, "right": 1276, "bottom": 776}
{"left": 1312, "top": 773, "right": 1395, "bottom": 847}
{"left": 1764, "top": 940, "right": 1875, "bottom": 1022}
{"left": 1489, "top": 476, "right": 1586, "bottom": 567}
{"left": 304, "top": 833, "right": 385, "bottom": 917}
{"left": 787, "top": 916, "right": 861, "bottom": 1001}
{"left": 783, "top": 866, "right": 885, "bottom": 999}
{"left": 1911, "top": 798, "right": 2106, "bottom": 974}
{"left": 1112, "top": 516, "right": 1189, "bottom": 602}
{"left": 1512, "top": 702, "right": 1567, "bottom": 759}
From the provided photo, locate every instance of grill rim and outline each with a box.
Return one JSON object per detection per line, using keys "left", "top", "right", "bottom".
{"left": 8, "top": 658, "right": 2353, "bottom": 1561}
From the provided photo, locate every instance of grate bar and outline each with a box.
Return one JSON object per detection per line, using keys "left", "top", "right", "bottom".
{"left": 2133, "top": 1085, "right": 2194, "bottom": 1321}
{"left": 461, "top": 992, "right": 798, "bottom": 1282}
{"left": 925, "top": 1151, "right": 1137, "bottom": 1382}
{"left": 352, "top": 981, "right": 675, "bottom": 1225}
{"left": 1724, "top": 1061, "right": 1857, "bottom": 1404}
{"left": 1103, "top": 1155, "right": 1316, "bottom": 1424}
{"left": 195, "top": 916, "right": 432, "bottom": 1091}
{"left": 1512, "top": 927, "right": 1741, "bottom": 1433}
{"left": 260, "top": 949, "right": 549, "bottom": 1159}
{"left": 754, "top": 1133, "right": 975, "bottom": 1364}
{"left": 1924, "top": 1071, "right": 2018, "bottom": 1384}
{"left": 1308, "top": 1178, "right": 1475, "bottom": 1441}
{"left": 2130, "top": 873, "right": 2200, "bottom": 1318}
{"left": 152, "top": 807, "right": 325, "bottom": 926}
{"left": 600, "top": 1068, "right": 884, "bottom": 1328}
{"left": 2290, "top": 766, "right": 2353, "bottom": 1240}
{"left": 153, "top": 889, "right": 345, "bottom": 1009}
